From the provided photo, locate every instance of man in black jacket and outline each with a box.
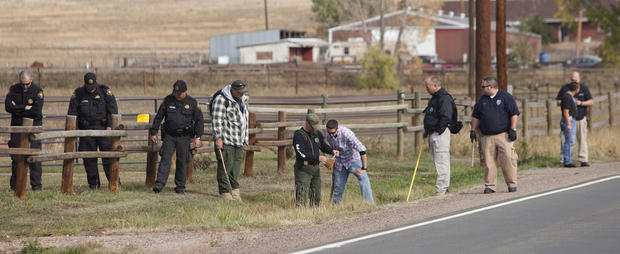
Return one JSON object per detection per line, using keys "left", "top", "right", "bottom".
{"left": 68, "top": 72, "right": 118, "bottom": 190}
{"left": 5, "top": 70, "right": 44, "bottom": 190}
{"left": 422, "top": 76, "right": 453, "bottom": 196}
{"left": 149, "top": 80, "right": 204, "bottom": 194}
{"left": 292, "top": 111, "right": 337, "bottom": 207}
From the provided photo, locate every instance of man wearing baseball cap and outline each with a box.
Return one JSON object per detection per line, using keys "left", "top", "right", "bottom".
{"left": 149, "top": 80, "right": 204, "bottom": 194}
{"left": 292, "top": 109, "right": 337, "bottom": 207}
{"left": 68, "top": 72, "right": 118, "bottom": 190}
{"left": 211, "top": 80, "right": 249, "bottom": 201}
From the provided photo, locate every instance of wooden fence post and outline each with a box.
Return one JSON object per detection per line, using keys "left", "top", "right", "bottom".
{"left": 597, "top": 81, "right": 602, "bottom": 111}
{"left": 324, "top": 66, "right": 329, "bottom": 88}
{"left": 109, "top": 114, "right": 121, "bottom": 192}
{"left": 521, "top": 99, "right": 528, "bottom": 139}
{"left": 145, "top": 113, "right": 157, "bottom": 187}
{"left": 397, "top": 90, "right": 404, "bottom": 160}
{"left": 244, "top": 113, "right": 257, "bottom": 176}
{"left": 321, "top": 93, "right": 328, "bottom": 124}
{"left": 143, "top": 70, "right": 147, "bottom": 94}
{"left": 609, "top": 92, "right": 615, "bottom": 128}
{"left": 546, "top": 99, "right": 553, "bottom": 136}
{"left": 14, "top": 118, "right": 33, "bottom": 199}
{"left": 277, "top": 111, "right": 286, "bottom": 172}
{"left": 295, "top": 69, "right": 299, "bottom": 95}
{"left": 414, "top": 92, "right": 421, "bottom": 154}
{"left": 62, "top": 116, "right": 77, "bottom": 194}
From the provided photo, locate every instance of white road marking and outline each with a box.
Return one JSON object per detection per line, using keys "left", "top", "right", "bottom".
{"left": 291, "top": 175, "right": 620, "bottom": 254}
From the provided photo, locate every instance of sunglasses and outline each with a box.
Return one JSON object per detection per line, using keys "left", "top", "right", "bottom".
{"left": 328, "top": 130, "right": 337, "bottom": 135}
{"left": 481, "top": 85, "right": 491, "bottom": 89}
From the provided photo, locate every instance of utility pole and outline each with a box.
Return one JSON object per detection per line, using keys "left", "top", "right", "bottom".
{"left": 264, "top": 0, "right": 269, "bottom": 30}
{"left": 497, "top": 0, "right": 507, "bottom": 90}
{"left": 380, "top": 0, "right": 385, "bottom": 51}
{"left": 576, "top": 9, "right": 583, "bottom": 57}
{"left": 468, "top": 0, "right": 475, "bottom": 99}
{"left": 476, "top": 0, "right": 491, "bottom": 99}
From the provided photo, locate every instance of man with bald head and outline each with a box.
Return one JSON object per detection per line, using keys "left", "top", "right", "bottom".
{"left": 555, "top": 71, "right": 593, "bottom": 167}
{"left": 5, "top": 70, "right": 44, "bottom": 190}
{"left": 423, "top": 76, "right": 454, "bottom": 196}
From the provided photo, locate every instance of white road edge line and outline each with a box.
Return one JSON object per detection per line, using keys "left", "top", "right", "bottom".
{"left": 291, "top": 174, "right": 620, "bottom": 254}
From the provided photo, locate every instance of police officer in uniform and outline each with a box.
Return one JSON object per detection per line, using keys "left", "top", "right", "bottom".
{"left": 470, "top": 76, "right": 520, "bottom": 194}
{"left": 5, "top": 70, "right": 44, "bottom": 190}
{"left": 68, "top": 72, "right": 118, "bottom": 189}
{"left": 150, "top": 80, "right": 203, "bottom": 194}
{"left": 292, "top": 111, "right": 336, "bottom": 207}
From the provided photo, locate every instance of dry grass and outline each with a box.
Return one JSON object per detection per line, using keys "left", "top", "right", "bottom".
{"left": 0, "top": 0, "right": 315, "bottom": 67}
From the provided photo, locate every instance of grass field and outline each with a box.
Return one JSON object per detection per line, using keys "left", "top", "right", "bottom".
{"left": 0, "top": 0, "right": 315, "bottom": 67}
{"left": 2, "top": 125, "right": 619, "bottom": 239}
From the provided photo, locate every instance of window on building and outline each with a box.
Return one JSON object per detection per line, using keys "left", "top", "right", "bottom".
{"left": 344, "top": 47, "right": 350, "bottom": 55}
{"left": 256, "top": 51, "right": 273, "bottom": 60}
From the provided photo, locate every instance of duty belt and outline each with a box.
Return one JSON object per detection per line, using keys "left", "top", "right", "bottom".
{"left": 297, "top": 160, "right": 318, "bottom": 166}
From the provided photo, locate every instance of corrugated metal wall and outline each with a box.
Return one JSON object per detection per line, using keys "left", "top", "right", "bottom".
{"left": 209, "top": 30, "right": 280, "bottom": 64}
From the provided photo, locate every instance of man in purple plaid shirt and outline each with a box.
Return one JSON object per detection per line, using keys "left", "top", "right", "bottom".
{"left": 325, "top": 119, "right": 374, "bottom": 204}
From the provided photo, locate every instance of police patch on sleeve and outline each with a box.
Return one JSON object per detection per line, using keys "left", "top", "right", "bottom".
{"left": 314, "top": 137, "right": 319, "bottom": 143}
{"left": 95, "top": 95, "right": 101, "bottom": 99}
{"left": 184, "top": 104, "right": 190, "bottom": 109}
{"left": 27, "top": 98, "right": 33, "bottom": 104}
{"left": 106, "top": 89, "right": 113, "bottom": 96}
{"left": 496, "top": 99, "right": 502, "bottom": 106}
{"left": 37, "top": 91, "right": 44, "bottom": 99}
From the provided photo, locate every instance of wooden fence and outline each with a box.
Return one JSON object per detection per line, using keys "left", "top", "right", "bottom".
{"left": 3, "top": 90, "right": 619, "bottom": 199}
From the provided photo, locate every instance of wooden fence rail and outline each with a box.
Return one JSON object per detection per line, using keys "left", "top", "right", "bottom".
{"left": 3, "top": 91, "right": 618, "bottom": 197}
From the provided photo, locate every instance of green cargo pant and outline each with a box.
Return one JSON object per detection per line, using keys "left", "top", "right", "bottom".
{"left": 216, "top": 144, "right": 244, "bottom": 194}
{"left": 294, "top": 162, "right": 321, "bottom": 207}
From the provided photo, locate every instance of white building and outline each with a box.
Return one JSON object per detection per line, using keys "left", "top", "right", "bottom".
{"left": 239, "top": 38, "right": 328, "bottom": 64}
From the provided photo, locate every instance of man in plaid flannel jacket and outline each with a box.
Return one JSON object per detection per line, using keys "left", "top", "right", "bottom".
{"left": 211, "top": 80, "right": 249, "bottom": 201}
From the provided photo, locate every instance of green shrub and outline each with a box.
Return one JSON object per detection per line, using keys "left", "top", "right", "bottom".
{"left": 357, "top": 47, "right": 398, "bottom": 90}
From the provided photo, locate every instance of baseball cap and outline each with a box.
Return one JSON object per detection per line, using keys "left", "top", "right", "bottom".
{"left": 231, "top": 80, "right": 248, "bottom": 94}
{"left": 306, "top": 112, "right": 320, "bottom": 131}
{"left": 84, "top": 72, "right": 97, "bottom": 90}
{"left": 172, "top": 80, "right": 187, "bottom": 96}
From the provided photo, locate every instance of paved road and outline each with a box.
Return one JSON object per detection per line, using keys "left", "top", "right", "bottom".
{"left": 303, "top": 176, "right": 620, "bottom": 254}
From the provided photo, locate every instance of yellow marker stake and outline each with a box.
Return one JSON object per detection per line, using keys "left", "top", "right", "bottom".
{"left": 406, "top": 146, "right": 423, "bottom": 202}
{"left": 137, "top": 114, "right": 149, "bottom": 123}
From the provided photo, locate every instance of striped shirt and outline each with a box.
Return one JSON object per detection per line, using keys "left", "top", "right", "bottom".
{"left": 325, "top": 126, "right": 366, "bottom": 170}
{"left": 211, "top": 85, "right": 249, "bottom": 146}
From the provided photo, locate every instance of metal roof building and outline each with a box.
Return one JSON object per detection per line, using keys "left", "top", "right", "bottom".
{"left": 209, "top": 29, "right": 306, "bottom": 64}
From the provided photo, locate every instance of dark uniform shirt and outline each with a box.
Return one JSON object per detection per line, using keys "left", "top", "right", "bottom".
{"left": 472, "top": 89, "right": 520, "bottom": 135}
{"left": 68, "top": 85, "right": 118, "bottom": 129}
{"left": 561, "top": 92, "right": 577, "bottom": 119}
{"left": 423, "top": 87, "right": 453, "bottom": 134}
{"left": 5, "top": 83, "right": 44, "bottom": 126}
{"left": 555, "top": 83, "right": 592, "bottom": 120}
{"left": 293, "top": 128, "right": 333, "bottom": 165}
{"left": 149, "top": 95, "right": 204, "bottom": 138}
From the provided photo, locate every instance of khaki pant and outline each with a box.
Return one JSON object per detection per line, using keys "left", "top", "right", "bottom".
{"left": 429, "top": 131, "right": 450, "bottom": 192}
{"left": 480, "top": 132, "right": 518, "bottom": 191}
{"left": 560, "top": 118, "right": 588, "bottom": 164}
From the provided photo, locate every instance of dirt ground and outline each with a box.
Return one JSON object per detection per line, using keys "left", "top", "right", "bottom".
{"left": 1, "top": 162, "right": 619, "bottom": 253}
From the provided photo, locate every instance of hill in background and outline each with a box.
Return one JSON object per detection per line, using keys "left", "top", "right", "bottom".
{"left": 0, "top": 0, "right": 315, "bottom": 67}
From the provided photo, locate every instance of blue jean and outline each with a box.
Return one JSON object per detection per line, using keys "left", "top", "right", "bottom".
{"left": 332, "top": 160, "right": 374, "bottom": 204}
{"left": 561, "top": 119, "right": 576, "bottom": 165}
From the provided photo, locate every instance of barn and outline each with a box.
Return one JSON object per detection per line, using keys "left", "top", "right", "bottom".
{"left": 238, "top": 38, "right": 327, "bottom": 64}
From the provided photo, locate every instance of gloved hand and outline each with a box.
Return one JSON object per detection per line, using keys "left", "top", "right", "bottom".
{"left": 508, "top": 128, "right": 517, "bottom": 141}
{"left": 470, "top": 130, "right": 476, "bottom": 143}
{"left": 437, "top": 127, "right": 446, "bottom": 135}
